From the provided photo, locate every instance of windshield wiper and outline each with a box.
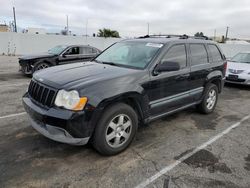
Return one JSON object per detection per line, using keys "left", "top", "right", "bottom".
{"left": 92, "top": 59, "right": 102, "bottom": 64}
{"left": 102, "top": 61, "right": 119, "bottom": 66}
{"left": 93, "top": 60, "right": 121, "bottom": 67}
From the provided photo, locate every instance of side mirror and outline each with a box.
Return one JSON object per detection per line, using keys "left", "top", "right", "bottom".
{"left": 62, "top": 54, "right": 67, "bottom": 58}
{"left": 154, "top": 61, "right": 180, "bottom": 74}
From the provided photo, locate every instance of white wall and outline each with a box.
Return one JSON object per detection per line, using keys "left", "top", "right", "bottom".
{"left": 0, "top": 32, "right": 121, "bottom": 55}
{"left": 219, "top": 44, "right": 250, "bottom": 58}
{"left": 0, "top": 32, "right": 250, "bottom": 58}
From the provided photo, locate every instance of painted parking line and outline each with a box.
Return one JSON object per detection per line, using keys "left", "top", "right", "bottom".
{"left": 0, "top": 83, "right": 29, "bottom": 87}
{"left": 0, "top": 112, "right": 26, "bottom": 120}
{"left": 135, "top": 114, "right": 250, "bottom": 188}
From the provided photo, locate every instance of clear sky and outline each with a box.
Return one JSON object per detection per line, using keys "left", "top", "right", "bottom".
{"left": 1, "top": 0, "right": 250, "bottom": 38}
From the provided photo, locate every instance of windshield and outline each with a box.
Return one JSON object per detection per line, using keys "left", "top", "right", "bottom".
{"left": 48, "top": 45, "right": 68, "bottom": 55}
{"left": 95, "top": 41, "right": 163, "bottom": 69}
{"left": 231, "top": 53, "right": 250, "bottom": 64}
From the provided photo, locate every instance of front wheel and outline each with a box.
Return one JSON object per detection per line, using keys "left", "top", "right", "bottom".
{"left": 197, "top": 83, "right": 218, "bottom": 114}
{"left": 33, "top": 61, "right": 51, "bottom": 73}
{"left": 92, "top": 103, "right": 138, "bottom": 156}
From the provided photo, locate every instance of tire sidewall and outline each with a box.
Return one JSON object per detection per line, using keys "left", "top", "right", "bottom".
{"left": 33, "top": 61, "right": 50, "bottom": 73}
{"left": 93, "top": 103, "right": 138, "bottom": 155}
{"left": 202, "top": 84, "right": 218, "bottom": 113}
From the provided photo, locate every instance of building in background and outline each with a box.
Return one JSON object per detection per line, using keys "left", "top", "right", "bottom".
{"left": 24, "top": 27, "right": 46, "bottom": 34}
{"left": 0, "top": 24, "right": 9, "bottom": 32}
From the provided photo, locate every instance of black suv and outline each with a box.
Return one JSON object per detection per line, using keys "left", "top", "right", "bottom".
{"left": 23, "top": 35, "right": 226, "bottom": 155}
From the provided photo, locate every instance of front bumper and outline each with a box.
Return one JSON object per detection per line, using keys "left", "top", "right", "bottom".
{"left": 19, "top": 59, "right": 32, "bottom": 75}
{"left": 23, "top": 94, "right": 91, "bottom": 145}
{"left": 225, "top": 76, "right": 250, "bottom": 85}
{"left": 29, "top": 118, "right": 89, "bottom": 145}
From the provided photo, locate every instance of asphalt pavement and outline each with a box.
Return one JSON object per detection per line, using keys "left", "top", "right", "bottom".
{"left": 0, "top": 56, "right": 250, "bottom": 188}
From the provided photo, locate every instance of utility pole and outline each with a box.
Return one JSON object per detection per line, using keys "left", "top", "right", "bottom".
{"left": 214, "top": 29, "right": 216, "bottom": 41}
{"left": 147, "top": 22, "right": 149, "bottom": 35}
{"left": 85, "top": 19, "right": 88, "bottom": 37}
{"left": 66, "top": 15, "right": 69, "bottom": 35}
{"left": 13, "top": 7, "right": 17, "bottom": 32}
{"left": 85, "top": 18, "right": 88, "bottom": 43}
{"left": 225, "top": 26, "right": 229, "bottom": 41}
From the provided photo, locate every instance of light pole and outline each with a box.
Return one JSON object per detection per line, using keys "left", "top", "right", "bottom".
{"left": 225, "top": 26, "right": 229, "bottom": 41}
{"left": 66, "top": 15, "right": 69, "bottom": 35}
{"left": 147, "top": 22, "right": 149, "bottom": 35}
{"left": 13, "top": 7, "right": 17, "bottom": 32}
{"left": 214, "top": 29, "right": 216, "bottom": 41}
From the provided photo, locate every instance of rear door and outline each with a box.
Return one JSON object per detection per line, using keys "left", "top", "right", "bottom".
{"left": 188, "top": 43, "right": 210, "bottom": 101}
{"left": 79, "top": 47, "right": 99, "bottom": 61}
{"left": 207, "top": 44, "right": 225, "bottom": 75}
{"left": 147, "top": 43, "right": 191, "bottom": 116}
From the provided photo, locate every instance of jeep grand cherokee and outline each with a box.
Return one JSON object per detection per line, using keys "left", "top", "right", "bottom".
{"left": 23, "top": 35, "right": 226, "bottom": 155}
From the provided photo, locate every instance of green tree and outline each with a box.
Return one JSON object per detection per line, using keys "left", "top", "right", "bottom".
{"left": 97, "top": 28, "right": 120, "bottom": 38}
{"left": 194, "top": 32, "right": 204, "bottom": 37}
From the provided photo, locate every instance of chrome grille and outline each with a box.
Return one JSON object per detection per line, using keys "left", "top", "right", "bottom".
{"left": 28, "top": 80, "right": 57, "bottom": 107}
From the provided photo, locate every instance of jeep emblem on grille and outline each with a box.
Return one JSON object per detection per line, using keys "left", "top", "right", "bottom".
{"left": 38, "top": 78, "right": 44, "bottom": 82}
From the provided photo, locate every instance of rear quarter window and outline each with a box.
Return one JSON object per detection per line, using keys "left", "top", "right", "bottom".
{"left": 208, "top": 44, "right": 223, "bottom": 62}
{"left": 190, "top": 44, "right": 208, "bottom": 66}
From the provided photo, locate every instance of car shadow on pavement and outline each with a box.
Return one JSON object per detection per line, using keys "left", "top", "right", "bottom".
{"left": 224, "top": 83, "right": 250, "bottom": 91}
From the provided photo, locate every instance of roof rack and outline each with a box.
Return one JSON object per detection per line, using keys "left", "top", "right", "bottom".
{"left": 138, "top": 34, "right": 210, "bottom": 40}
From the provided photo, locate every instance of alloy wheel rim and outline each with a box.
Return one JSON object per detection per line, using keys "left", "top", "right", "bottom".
{"left": 206, "top": 89, "right": 216, "bottom": 110}
{"left": 105, "top": 114, "right": 132, "bottom": 148}
{"left": 37, "top": 63, "right": 49, "bottom": 70}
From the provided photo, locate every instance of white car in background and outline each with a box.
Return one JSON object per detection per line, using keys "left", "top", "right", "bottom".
{"left": 226, "top": 52, "right": 250, "bottom": 85}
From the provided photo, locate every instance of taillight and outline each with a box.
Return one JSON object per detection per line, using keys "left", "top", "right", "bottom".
{"left": 224, "top": 61, "right": 227, "bottom": 71}
{"left": 223, "top": 61, "right": 227, "bottom": 76}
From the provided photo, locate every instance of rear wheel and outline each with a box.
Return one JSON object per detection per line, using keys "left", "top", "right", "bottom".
{"left": 197, "top": 83, "right": 218, "bottom": 114}
{"left": 92, "top": 103, "right": 138, "bottom": 155}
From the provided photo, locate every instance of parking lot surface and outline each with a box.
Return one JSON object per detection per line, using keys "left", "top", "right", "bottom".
{"left": 0, "top": 56, "right": 250, "bottom": 188}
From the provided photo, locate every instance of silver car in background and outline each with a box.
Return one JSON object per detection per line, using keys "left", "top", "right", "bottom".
{"left": 226, "top": 52, "right": 250, "bottom": 85}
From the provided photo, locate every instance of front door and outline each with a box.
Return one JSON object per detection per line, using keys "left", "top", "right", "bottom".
{"left": 58, "top": 47, "right": 80, "bottom": 64}
{"left": 147, "top": 44, "right": 191, "bottom": 116}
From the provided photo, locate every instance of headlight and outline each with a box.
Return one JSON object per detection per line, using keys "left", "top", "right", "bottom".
{"left": 54, "top": 90, "right": 87, "bottom": 111}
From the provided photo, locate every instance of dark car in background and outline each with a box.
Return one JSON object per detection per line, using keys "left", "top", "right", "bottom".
{"left": 19, "top": 45, "right": 101, "bottom": 76}
{"left": 23, "top": 35, "right": 226, "bottom": 155}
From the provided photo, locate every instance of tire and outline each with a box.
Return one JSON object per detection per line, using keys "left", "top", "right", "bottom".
{"left": 197, "top": 83, "right": 218, "bottom": 114}
{"left": 92, "top": 103, "right": 138, "bottom": 156}
{"left": 33, "top": 61, "right": 51, "bottom": 73}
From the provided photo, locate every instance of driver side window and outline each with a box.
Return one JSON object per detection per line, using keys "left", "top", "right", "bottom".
{"left": 64, "top": 47, "right": 80, "bottom": 55}
{"left": 161, "top": 44, "right": 187, "bottom": 69}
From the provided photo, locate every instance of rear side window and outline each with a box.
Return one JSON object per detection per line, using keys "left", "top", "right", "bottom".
{"left": 81, "top": 47, "right": 95, "bottom": 54}
{"left": 161, "top": 44, "right": 187, "bottom": 69}
{"left": 92, "top": 48, "right": 98, "bottom": 53}
{"left": 208, "top": 44, "right": 223, "bottom": 62}
{"left": 190, "top": 44, "right": 208, "bottom": 66}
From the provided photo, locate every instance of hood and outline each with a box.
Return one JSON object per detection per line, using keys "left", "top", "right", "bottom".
{"left": 33, "top": 62, "right": 141, "bottom": 89}
{"left": 227, "top": 61, "right": 250, "bottom": 71}
{"left": 20, "top": 52, "right": 56, "bottom": 60}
